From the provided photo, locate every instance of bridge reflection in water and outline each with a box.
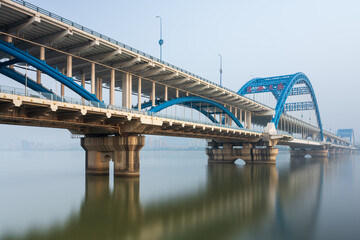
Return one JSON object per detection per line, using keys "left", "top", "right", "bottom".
{"left": 3, "top": 156, "right": 327, "bottom": 240}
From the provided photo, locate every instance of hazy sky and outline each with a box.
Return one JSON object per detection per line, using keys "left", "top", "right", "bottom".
{"left": 1, "top": 0, "right": 359, "bottom": 145}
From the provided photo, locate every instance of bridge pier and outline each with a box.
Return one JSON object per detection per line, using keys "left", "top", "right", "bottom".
{"left": 206, "top": 142, "right": 278, "bottom": 164}
{"left": 81, "top": 135, "right": 145, "bottom": 177}
{"left": 290, "top": 148, "right": 328, "bottom": 158}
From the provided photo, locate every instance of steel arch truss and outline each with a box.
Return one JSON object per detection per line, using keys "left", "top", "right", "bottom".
{"left": 0, "top": 40, "right": 102, "bottom": 104}
{"left": 147, "top": 96, "right": 244, "bottom": 128}
{"left": 238, "top": 72, "right": 324, "bottom": 140}
{"left": 337, "top": 129, "right": 355, "bottom": 146}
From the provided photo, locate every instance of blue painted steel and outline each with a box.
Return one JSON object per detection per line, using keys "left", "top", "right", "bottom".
{"left": 0, "top": 66, "right": 52, "bottom": 94}
{"left": 238, "top": 72, "right": 324, "bottom": 141}
{"left": 133, "top": 99, "right": 164, "bottom": 110}
{"left": 284, "top": 101, "right": 314, "bottom": 112}
{"left": 182, "top": 102, "right": 219, "bottom": 124}
{"left": 290, "top": 87, "right": 310, "bottom": 96}
{"left": 0, "top": 40, "right": 102, "bottom": 104}
{"left": 337, "top": 129, "right": 355, "bottom": 145}
{"left": 148, "top": 96, "right": 243, "bottom": 128}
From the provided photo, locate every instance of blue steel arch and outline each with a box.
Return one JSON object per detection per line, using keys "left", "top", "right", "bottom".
{"left": 337, "top": 129, "right": 355, "bottom": 146}
{"left": 238, "top": 73, "right": 324, "bottom": 141}
{"left": 0, "top": 40, "right": 102, "bottom": 104}
{"left": 148, "top": 96, "right": 244, "bottom": 128}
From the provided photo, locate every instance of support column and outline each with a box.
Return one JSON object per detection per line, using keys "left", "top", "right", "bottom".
{"left": 241, "top": 144, "right": 278, "bottom": 164}
{"left": 122, "top": 73, "right": 132, "bottom": 108}
{"left": 110, "top": 69, "right": 115, "bottom": 105}
{"left": 164, "top": 85, "right": 168, "bottom": 101}
{"left": 206, "top": 142, "right": 238, "bottom": 163}
{"left": 113, "top": 136, "right": 145, "bottom": 177}
{"left": 36, "top": 46, "right": 45, "bottom": 84}
{"left": 329, "top": 148, "right": 336, "bottom": 156}
{"left": 138, "top": 77, "right": 141, "bottom": 110}
{"left": 151, "top": 81, "right": 155, "bottom": 107}
{"left": 228, "top": 106, "right": 232, "bottom": 126}
{"left": 240, "top": 109, "right": 243, "bottom": 125}
{"left": 290, "top": 148, "right": 328, "bottom": 158}
{"left": 81, "top": 135, "right": 145, "bottom": 177}
{"left": 91, "top": 62, "right": 95, "bottom": 94}
{"left": 245, "top": 111, "right": 251, "bottom": 129}
{"left": 5, "top": 35, "right": 12, "bottom": 43}
{"left": 206, "top": 142, "right": 278, "bottom": 164}
{"left": 98, "top": 78, "right": 103, "bottom": 101}
{"left": 81, "top": 73, "right": 86, "bottom": 88}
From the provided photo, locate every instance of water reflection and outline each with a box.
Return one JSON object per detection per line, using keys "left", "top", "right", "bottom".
{"left": 2, "top": 157, "right": 329, "bottom": 240}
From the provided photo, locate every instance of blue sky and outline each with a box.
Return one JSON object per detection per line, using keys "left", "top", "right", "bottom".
{"left": 1, "top": 0, "right": 359, "bottom": 145}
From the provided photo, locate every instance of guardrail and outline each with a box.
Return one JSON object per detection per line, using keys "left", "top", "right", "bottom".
{"left": 0, "top": 84, "right": 262, "bottom": 133}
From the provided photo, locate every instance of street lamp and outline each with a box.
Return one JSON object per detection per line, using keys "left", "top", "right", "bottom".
{"left": 156, "top": 16, "right": 164, "bottom": 61}
{"left": 218, "top": 54, "right": 222, "bottom": 86}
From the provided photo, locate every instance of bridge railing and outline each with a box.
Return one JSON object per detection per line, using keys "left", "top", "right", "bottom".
{"left": 0, "top": 84, "right": 262, "bottom": 133}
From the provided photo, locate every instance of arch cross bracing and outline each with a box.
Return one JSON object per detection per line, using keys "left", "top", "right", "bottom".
{"left": 0, "top": 40, "right": 102, "bottom": 104}
{"left": 238, "top": 72, "right": 324, "bottom": 141}
{"left": 147, "top": 96, "right": 244, "bottom": 128}
{"left": 337, "top": 129, "right": 355, "bottom": 146}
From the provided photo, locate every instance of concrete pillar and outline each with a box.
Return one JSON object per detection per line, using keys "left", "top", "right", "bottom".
{"left": 228, "top": 106, "right": 232, "bottom": 126}
{"left": 240, "top": 109, "right": 243, "bottom": 125}
{"left": 113, "top": 136, "right": 145, "bottom": 177}
{"left": 206, "top": 143, "right": 278, "bottom": 164}
{"left": 67, "top": 55, "right": 72, "bottom": 78}
{"left": 122, "top": 73, "right": 132, "bottom": 108}
{"left": 138, "top": 77, "right": 141, "bottom": 110}
{"left": 110, "top": 69, "right": 115, "bottom": 105}
{"left": 96, "top": 77, "right": 100, "bottom": 99}
{"left": 151, "top": 81, "right": 155, "bottom": 107}
{"left": 81, "top": 135, "right": 145, "bottom": 177}
{"left": 164, "top": 85, "right": 168, "bottom": 101}
{"left": 245, "top": 111, "right": 251, "bottom": 129}
{"left": 36, "top": 46, "right": 45, "bottom": 84}
{"left": 97, "top": 77, "right": 102, "bottom": 101}
{"left": 206, "top": 143, "right": 237, "bottom": 163}
{"left": 91, "top": 62, "right": 95, "bottom": 94}
{"left": 290, "top": 148, "right": 328, "bottom": 158}
{"left": 81, "top": 73, "right": 86, "bottom": 88}
{"left": 4, "top": 36, "right": 14, "bottom": 69}
{"left": 329, "top": 148, "right": 336, "bottom": 155}
{"left": 4, "top": 35, "right": 12, "bottom": 43}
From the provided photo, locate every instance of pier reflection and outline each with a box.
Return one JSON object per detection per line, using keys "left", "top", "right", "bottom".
{"left": 2, "top": 158, "right": 327, "bottom": 240}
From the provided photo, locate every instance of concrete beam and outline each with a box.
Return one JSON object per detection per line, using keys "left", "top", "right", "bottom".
{"left": 68, "top": 40, "right": 99, "bottom": 54}
{"left": 113, "top": 57, "right": 141, "bottom": 68}
{"left": 7, "top": 15, "right": 41, "bottom": 35}
{"left": 129, "top": 62, "right": 154, "bottom": 72}
{"left": 140, "top": 67, "right": 166, "bottom": 77}
{"left": 151, "top": 72, "right": 179, "bottom": 81}
{"left": 177, "top": 81, "right": 201, "bottom": 89}
{"left": 17, "top": 29, "right": 73, "bottom": 50}
{"left": 166, "top": 77, "right": 190, "bottom": 85}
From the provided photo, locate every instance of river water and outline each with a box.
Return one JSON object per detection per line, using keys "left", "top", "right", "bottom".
{"left": 0, "top": 150, "right": 359, "bottom": 240}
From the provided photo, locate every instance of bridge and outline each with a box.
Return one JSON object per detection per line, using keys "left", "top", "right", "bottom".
{"left": 0, "top": 0, "right": 356, "bottom": 177}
